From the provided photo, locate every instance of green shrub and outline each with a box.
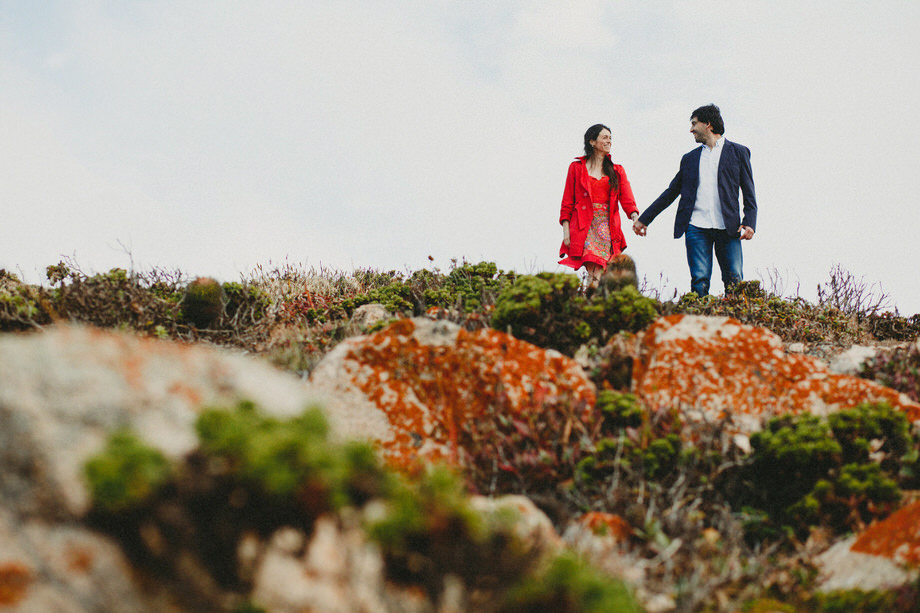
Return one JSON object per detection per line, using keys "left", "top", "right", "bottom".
{"left": 0, "top": 282, "right": 49, "bottom": 330}
{"left": 491, "top": 273, "right": 656, "bottom": 355}
{"left": 196, "top": 401, "right": 390, "bottom": 510}
{"left": 84, "top": 430, "right": 172, "bottom": 513}
{"left": 367, "top": 466, "right": 540, "bottom": 602}
{"left": 180, "top": 277, "right": 225, "bottom": 329}
{"left": 739, "top": 403, "right": 913, "bottom": 539}
{"left": 596, "top": 390, "right": 643, "bottom": 430}
{"left": 807, "top": 588, "right": 900, "bottom": 612}
{"left": 497, "top": 552, "right": 643, "bottom": 613}
{"left": 47, "top": 265, "right": 184, "bottom": 332}
{"left": 222, "top": 281, "right": 272, "bottom": 325}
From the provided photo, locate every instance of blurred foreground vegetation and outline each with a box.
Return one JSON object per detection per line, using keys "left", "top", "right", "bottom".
{"left": 6, "top": 257, "right": 920, "bottom": 612}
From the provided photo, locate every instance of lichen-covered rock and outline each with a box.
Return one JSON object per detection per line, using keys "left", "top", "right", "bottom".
{"left": 250, "top": 517, "right": 392, "bottom": 613}
{"left": 469, "top": 495, "right": 563, "bottom": 561}
{"left": 347, "top": 303, "right": 392, "bottom": 335}
{"left": 0, "top": 506, "right": 183, "bottom": 613}
{"left": 632, "top": 315, "right": 920, "bottom": 436}
{"left": 828, "top": 344, "right": 879, "bottom": 375}
{"left": 308, "top": 317, "right": 596, "bottom": 469}
{"left": 851, "top": 499, "right": 920, "bottom": 566}
{"left": 0, "top": 325, "right": 318, "bottom": 520}
{"left": 816, "top": 534, "right": 916, "bottom": 592}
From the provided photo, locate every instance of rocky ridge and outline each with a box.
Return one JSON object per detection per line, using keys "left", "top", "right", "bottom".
{"left": 2, "top": 312, "right": 920, "bottom": 612}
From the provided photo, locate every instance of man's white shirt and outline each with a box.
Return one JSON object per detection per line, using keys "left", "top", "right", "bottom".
{"left": 689, "top": 136, "right": 726, "bottom": 230}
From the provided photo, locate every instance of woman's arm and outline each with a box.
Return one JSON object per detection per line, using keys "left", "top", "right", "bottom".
{"left": 559, "top": 162, "right": 578, "bottom": 225}
{"left": 615, "top": 165, "right": 640, "bottom": 220}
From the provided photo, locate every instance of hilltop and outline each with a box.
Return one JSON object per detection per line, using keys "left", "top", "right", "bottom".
{"left": 2, "top": 257, "right": 920, "bottom": 612}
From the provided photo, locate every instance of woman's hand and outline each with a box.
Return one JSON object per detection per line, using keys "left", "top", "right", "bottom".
{"left": 562, "top": 221, "right": 571, "bottom": 246}
{"left": 632, "top": 218, "right": 647, "bottom": 236}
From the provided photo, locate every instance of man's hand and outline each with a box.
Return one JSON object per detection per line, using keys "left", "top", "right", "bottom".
{"left": 739, "top": 226, "right": 754, "bottom": 240}
{"left": 633, "top": 218, "right": 647, "bottom": 236}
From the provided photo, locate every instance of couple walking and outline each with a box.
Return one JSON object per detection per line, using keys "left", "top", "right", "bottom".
{"left": 558, "top": 104, "right": 757, "bottom": 295}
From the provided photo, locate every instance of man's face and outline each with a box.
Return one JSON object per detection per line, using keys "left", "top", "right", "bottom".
{"left": 690, "top": 117, "right": 713, "bottom": 143}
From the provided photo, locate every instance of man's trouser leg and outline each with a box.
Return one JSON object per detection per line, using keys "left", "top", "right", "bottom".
{"left": 714, "top": 230, "right": 743, "bottom": 292}
{"left": 685, "top": 225, "right": 714, "bottom": 296}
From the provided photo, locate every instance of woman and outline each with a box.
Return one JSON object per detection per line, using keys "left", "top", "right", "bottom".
{"left": 559, "top": 124, "right": 639, "bottom": 288}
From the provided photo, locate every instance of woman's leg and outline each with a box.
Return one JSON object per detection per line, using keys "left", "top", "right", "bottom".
{"left": 585, "top": 262, "right": 603, "bottom": 287}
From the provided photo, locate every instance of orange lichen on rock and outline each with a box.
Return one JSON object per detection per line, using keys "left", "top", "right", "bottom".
{"left": 0, "top": 562, "right": 33, "bottom": 606}
{"left": 851, "top": 500, "right": 920, "bottom": 566}
{"left": 335, "top": 318, "right": 595, "bottom": 470}
{"left": 632, "top": 315, "right": 920, "bottom": 437}
{"left": 578, "top": 512, "right": 633, "bottom": 540}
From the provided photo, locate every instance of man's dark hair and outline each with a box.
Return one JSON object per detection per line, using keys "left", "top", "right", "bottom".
{"left": 691, "top": 104, "right": 724, "bottom": 135}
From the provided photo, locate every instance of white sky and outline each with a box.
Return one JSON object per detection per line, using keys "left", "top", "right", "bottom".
{"left": 2, "top": 1, "right": 919, "bottom": 313}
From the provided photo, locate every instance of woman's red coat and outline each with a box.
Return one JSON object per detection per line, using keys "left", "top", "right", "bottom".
{"left": 558, "top": 156, "right": 639, "bottom": 260}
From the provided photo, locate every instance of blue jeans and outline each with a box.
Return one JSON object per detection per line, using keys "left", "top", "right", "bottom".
{"left": 684, "top": 225, "right": 743, "bottom": 296}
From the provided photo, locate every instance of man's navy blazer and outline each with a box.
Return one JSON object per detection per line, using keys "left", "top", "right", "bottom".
{"left": 638, "top": 139, "right": 757, "bottom": 239}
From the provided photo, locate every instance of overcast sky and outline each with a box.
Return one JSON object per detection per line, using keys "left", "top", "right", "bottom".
{"left": 3, "top": 1, "right": 919, "bottom": 314}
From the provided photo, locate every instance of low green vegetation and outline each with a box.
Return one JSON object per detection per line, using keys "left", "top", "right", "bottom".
{"left": 84, "top": 430, "right": 172, "bottom": 513}
{"left": 497, "top": 552, "right": 643, "bottom": 613}
{"left": 14, "top": 256, "right": 920, "bottom": 612}
{"left": 491, "top": 272, "right": 657, "bottom": 355}
{"left": 737, "top": 403, "right": 912, "bottom": 540}
{"left": 83, "top": 400, "right": 643, "bottom": 612}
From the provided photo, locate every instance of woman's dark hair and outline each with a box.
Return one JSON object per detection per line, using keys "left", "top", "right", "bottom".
{"left": 583, "top": 123, "right": 619, "bottom": 192}
{"left": 691, "top": 104, "right": 724, "bottom": 135}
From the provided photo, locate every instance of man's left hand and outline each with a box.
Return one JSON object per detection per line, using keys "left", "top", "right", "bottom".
{"left": 739, "top": 226, "right": 754, "bottom": 240}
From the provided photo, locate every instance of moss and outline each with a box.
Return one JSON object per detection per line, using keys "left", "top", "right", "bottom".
{"left": 195, "top": 401, "right": 390, "bottom": 510}
{"left": 497, "top": 552, "right": 643, "bottom": 613}
{"left": 807, "top": 588, "right": 901, "bottom": 612}
{"left": 491, "top": 273, "right": 656, "bottom": 355}
{"left": 180, "top": 277, "right": 226, "bottom": 328}
{"left": 367, "top": 466, "right": 539, "bottom": 601}
{"left": 740, "top": 403, "right": 914, "bottom": 539}
{"left": 828, "top": 402, "right": 910, "bottom": 465}
{"left": 84, "top": 430, "right": 172, "bottom": 513}
{"left": 222, "top": 281, "right": 272, "bottom": 324}
{"left": 742, "top": 597, "right": 796, "bottom": 612}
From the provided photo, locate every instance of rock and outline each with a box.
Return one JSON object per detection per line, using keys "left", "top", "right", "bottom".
{"left": 346, "top": 303, "right": 392, "bottom": 335}
{"left": 631, "top": 315, "right": 920, "bottom": 437}
{"left": 851, "top": 499, "right": 920, "bottom": 566}
{"left": 0, "top": 506, "right": 182, "bottom": 613}
{"left": 250, "top": 515, "right": 393, "bottom": 613}
{"left": 816, "top": 535, "right": 915, "bottom": 592}
{"left": 469, "top": 495, "right": 563, "bottom": 562}
{"left": 0, "top": 325, "right": 319, "bottom": 520}
{"left": 251, "top": 496, "right": 561, "bottom": 613}
{"left": 600, "top": 254, "right": 638, "bottom": 292}
{"left": 0, "top": 325, "right": 325, "bottom": 611}
{"left": 308, "top": 317, "right": 596, "bottom": 469}
{"left": 827, "top": 345, "right": 878, "bottom": 375}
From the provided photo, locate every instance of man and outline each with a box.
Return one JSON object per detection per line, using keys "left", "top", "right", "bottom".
{"left": 633, "top": 104, "right": 757, "bottom": 296}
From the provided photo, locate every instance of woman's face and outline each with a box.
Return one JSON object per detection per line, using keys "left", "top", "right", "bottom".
{"left": 590, "top": 129, "right": 612, "bottom": 155}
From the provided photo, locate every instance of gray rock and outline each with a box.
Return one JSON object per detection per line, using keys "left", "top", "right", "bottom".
{"left": 347, "top": 303, "right": 393, "bottom": 335}
{"left": 0, "top": 325, "right": 324, "bottom": 611}
{"left": 0, "top": 325, "right": 318, "bottom": 520}
{"left": 815, "top": 536, "right": 915, "bottom": 592}
{"left": 828, "top": 345, "right": 878, "bottom": 375}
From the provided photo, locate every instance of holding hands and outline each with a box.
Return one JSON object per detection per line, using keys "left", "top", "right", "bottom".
{"left": 631, "top": 213, "right": 647, "bottom": 237}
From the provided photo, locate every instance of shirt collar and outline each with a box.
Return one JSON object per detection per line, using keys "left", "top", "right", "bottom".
{"left": 701, "top": 136, "right": 725, "bottom": 152}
